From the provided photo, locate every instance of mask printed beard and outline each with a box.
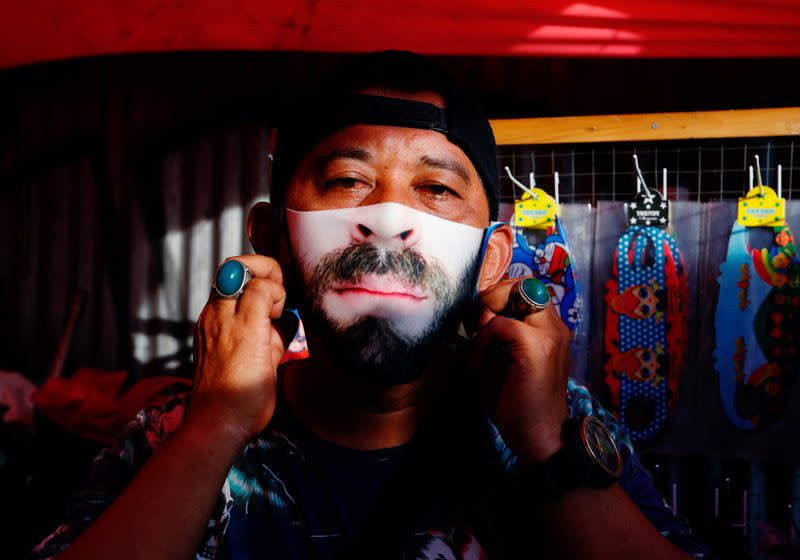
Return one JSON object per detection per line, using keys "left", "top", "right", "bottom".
{"left": 285, "top": 202, "right": 487, "bottom": 385}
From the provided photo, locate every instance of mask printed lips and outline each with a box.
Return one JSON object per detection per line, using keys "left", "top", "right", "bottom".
{"left": 331, "top": 274, "right": 426, "bottom": 301}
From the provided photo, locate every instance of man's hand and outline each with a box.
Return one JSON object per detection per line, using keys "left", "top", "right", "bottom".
{"left": 54, "top": 255, "right": 298, "bottom": 560}
{"left": 470, "top": 277, "right": 571, "bottom": 464}
{"left": 188, "top": 255, "right": 297, "bottom": 445}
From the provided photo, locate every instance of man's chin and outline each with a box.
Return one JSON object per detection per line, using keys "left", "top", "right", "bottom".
{"left": 309, "top": 314, "right": 448, "bottom": 387}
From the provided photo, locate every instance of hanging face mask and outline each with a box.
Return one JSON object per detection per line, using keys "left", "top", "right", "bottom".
{"left": 714, "top": 222, "right": 800, "bottom": 429}
{"left": 603, "top": 226, "right": 689, "bottom": 442}
{"left": 285, "top": 202, "right": 492, "bottom": 385}
{"left": 507, "top": 216, "right": 584, "bottom": 333}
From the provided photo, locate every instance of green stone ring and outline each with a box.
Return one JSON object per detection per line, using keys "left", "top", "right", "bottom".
{"left": 214, "top": 259, "right": 253, "bottom": 299}
{"left": 507, "top": 277, "right": 551, "bottom": 318}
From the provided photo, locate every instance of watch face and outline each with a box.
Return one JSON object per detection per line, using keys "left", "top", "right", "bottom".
{"left": 582, "top": 417, "right": 623, "bottom": 477}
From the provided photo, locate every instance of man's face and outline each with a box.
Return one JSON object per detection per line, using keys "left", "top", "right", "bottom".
{"left": 282, "top": 91, "right": 491, "bottom": 384}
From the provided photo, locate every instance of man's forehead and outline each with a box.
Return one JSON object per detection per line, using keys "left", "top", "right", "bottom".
{"left": 308, "top": 123, "right": 480, "bottom": 181}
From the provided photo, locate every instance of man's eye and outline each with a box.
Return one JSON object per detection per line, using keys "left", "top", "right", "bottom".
{"left": 419, "top": 184, "right": 456, "bottom": 197}
{"left": 324, "top": 177, "right": 364, "bottom": 190}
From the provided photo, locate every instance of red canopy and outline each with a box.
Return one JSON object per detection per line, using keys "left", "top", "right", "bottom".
{"left": 2, "top": 0, "right": 800, "bottom": 69}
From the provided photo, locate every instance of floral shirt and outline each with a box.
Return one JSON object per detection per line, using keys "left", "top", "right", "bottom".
{"left": 32, "top": 378, "right": 708, "bottom": 559}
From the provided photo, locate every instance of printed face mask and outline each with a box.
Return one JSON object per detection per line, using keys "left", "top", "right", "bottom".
{"left": 603, "top": 226, "right": 689, "bottom": 442}
{"left": 285, "top": 202, "right": 487, "bottom": 385}
{"left": 715, "top": 222, "right": 800, "bottom": 429}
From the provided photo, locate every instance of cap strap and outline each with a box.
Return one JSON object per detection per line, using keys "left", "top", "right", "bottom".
{"left": 329, "top": 94, "right": 448, "bottom": 133}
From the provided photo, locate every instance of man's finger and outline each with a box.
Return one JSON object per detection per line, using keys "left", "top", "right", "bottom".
{"left": 471, "top": 277, "right": 521, "bottom": 328}
{"left": 237, "top": 277, "right": 287, "bottom": 322}
{"left": 520, "top": 299, "right": 560, "bottom": 328}
{"left": 477, "top": 277, "right": 520, "bottom": 315}
{"left": 470, "top": 315, "right": 527, "bottom": 362}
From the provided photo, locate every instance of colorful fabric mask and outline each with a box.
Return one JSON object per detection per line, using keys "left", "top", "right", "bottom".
{"left": 714, "top": 222, "right": 800, "bottom": 429}
{"left": 604, "top": 226, "right": 689, "bottom": 442}
{"left": 506, "top": 217, "right": 585, "bottom": 333}
{"left": 285, "top": 202, "right": 488, "bottom": 344}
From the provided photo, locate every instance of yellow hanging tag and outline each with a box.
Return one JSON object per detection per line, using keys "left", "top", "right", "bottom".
{"left": 513, "top": 189, "right": 559, "bottom": 229}
{"left": 737, "top": 185, "right": 785, "bottom": 227}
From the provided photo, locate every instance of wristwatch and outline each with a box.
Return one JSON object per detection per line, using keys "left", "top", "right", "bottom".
{"left": 519, "top": 415, "right": 623, "bottom": 503}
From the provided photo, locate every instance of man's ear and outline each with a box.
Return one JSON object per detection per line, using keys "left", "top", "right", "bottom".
{"left": 247, "top": 201, "right": 283, "bottom": 257}
{"left": 477, "top": 224, "right": 513, "bottom": 292}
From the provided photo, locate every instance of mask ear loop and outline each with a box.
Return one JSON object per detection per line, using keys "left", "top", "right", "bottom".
{"left": 472, "top": 221, "right": 506, "bottom": 302}
{"left": 278, "top": 205, "right": 301, "bottom": 309}
{"left": 661, "top": 232, "right": 689, "bottom": 419}
{"left": 265, "top": 204, "right": 313, "bottom": 363}
{"left": 545, "top": 210, "right": 574, "bottom": 315}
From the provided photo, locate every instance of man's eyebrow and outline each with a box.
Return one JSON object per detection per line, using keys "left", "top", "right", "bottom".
{"left": 419, "top": 155, "right": 472, "bottom": 184}
{"left": 313, "top": 148, "right": 373, "bottom": 172}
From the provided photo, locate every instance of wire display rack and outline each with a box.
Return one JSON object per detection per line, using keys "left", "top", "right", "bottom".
{"left": 498, "top": 138, "right": 798, "bottom": 204}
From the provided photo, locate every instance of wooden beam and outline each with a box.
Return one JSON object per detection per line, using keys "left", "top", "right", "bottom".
{"left": 490, "top": 107, "right": 800, "bottom": 146}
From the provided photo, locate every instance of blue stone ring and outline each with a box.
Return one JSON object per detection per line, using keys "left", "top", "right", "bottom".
{"left": 214, "top": 259, "right": 253, "bottom": 299}
{"left": 506, "top": 277, "right": 551, "bottom": 318}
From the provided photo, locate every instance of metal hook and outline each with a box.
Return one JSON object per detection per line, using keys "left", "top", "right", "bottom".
{"left": 554, "top": 172, "right": 560, "bottom": 206}
{"left": 778, "top": 164, "right": 783, "bottom": 199}
{"left": 755, "top": 155, "right": 764, "bottom": 197}
{"left": 662, "top": 168, "right": 668, "bottom": 200}
{"left": 504, "top": 166, "right": 537, "bottom": 200}
{"left": 633, "top": 154, "right": 656, "bottom": 203}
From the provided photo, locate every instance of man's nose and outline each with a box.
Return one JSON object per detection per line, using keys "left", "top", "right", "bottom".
{"left": 350, "top": 207, "right": 419, "bottom": 249}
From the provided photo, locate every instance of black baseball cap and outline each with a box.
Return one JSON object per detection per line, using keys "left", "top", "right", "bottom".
{"left": 270, "top": 50, "right": 500, "bottom": 221}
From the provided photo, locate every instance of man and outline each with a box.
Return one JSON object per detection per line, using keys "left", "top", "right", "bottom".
{"left": 33, "top": 51, "right": 707, "bottom": 559}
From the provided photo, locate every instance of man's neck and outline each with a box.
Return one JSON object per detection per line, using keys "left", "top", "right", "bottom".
{"left": 280, "top": 344, "right": 453, "bottom": 451}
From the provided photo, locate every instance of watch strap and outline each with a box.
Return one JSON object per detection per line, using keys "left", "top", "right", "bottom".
{"left": 517, "top": 417, "right": 618, "bottom": 504}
